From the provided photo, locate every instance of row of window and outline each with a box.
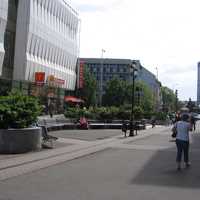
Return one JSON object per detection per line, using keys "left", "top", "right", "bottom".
{"left": 31, "top": 0, "right": 79, "bottom": 40}
{"left": 27, "top": 33, "right": 77, "bottom": 71}
{"left": 95, "top": 74, "right": 128, "bottom": 82}
{"left": 89, "top": 65, "right": 129, "bottom": 73}
{"left": 29, "top": 19, "right": 77, "bottom": 56}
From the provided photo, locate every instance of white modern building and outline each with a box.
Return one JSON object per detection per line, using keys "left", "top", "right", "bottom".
{"left": 0, "top": 0, "right": 8, "bottom": 75}
{"left": 197, "top": 62, "right": 200, "bottom": 106}
{"left": 0, "top": 0, "right": 80, "bottom": 90}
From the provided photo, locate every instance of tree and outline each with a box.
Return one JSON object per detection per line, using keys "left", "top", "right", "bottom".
{"left": 102, "top": 77, "right": 127, "bottom": 106}
{"left": 102, "top": 77, "right": 154, "bottom": 113}
{"left": 125, "top": 81, "right": 154, "bottom": 113}
{"left": 161, "top": 86, "right": 177, "bottom": 112}
{"left": 77, "top": 65, "right": 97, "bottom": 107}
{"left": 135, "top": 81, "right": 154, "bottom": 112}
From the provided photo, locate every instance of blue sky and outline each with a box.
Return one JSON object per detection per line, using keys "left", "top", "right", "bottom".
{"left": 70, "top": 0, "right": 200, "bottom": 101}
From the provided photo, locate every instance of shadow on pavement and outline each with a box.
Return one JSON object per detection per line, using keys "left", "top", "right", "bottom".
{"left": 131, "top": 133, "right": 200, "bottom": 189}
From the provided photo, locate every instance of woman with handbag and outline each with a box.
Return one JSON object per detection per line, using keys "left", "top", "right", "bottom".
{"left": 174, "top": 114, "right": 192, "bottom": 171}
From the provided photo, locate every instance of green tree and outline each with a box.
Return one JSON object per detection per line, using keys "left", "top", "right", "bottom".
{"left": 126, "top": 81, "right": 154, "bottom": 112}
{"left": 103, "top": 77, "right": 127, "bottom": 106}
{"left": 78, "top": 65, "right": 97, "bottom": 107}
{"left": 103, "top": 78, "right": 154, "bottom": 113}
{"left": 161, "top": 86, "right": 177, "bottom": 112}
{"left": 136, "top": 81, "right": 154, "bottom": 112}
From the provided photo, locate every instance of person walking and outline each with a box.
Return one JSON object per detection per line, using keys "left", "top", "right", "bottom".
{"left": 151, "top": 116, "right": 156, "bottom": 128}
{"left": 174, "top": 114, "right": 192, "bottom": 170}
{"left": 190, "top": 115, "right": 196, "bottom": 131}
{"left": 48, "top": 101, "right": 54, "bottom": 118}
{"left": 122, "top": 120, "right": 128, "bottom": 137}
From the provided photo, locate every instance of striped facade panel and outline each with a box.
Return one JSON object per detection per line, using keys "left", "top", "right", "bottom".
{"left": 197, "top": 63, "right": 200, "bottom": 106}
{"left": 0, "top": 0, "right": 8, "bottom": 75}
{"left": 13, "top": 0, "right": 79, "bottom": 90}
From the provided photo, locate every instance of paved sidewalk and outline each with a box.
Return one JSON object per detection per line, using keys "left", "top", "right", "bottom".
{"left": 0, "top": 126, "right": 166, "bottom": 181}
{"left": 0, "top": 125, "right": 200, "bottom": 200}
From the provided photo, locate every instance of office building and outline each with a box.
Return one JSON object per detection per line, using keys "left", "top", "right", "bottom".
{"left": 0, "top": 0, "right": 80, "bottom": 91}
{"left": 79, "top": 58, "right": 162, "bottom": 110}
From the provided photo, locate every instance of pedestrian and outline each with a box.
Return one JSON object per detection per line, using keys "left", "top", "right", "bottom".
{"left": 48, "top": 101, "right": 54, "bottom": 118}
{"left": 175, "top": 111, "right": 181, "bottom": 122}
{"left": 190, "top": 115, "right": 196, "bottom": 131}
{"left": 173, "top": 114, "right": 192, "bottom": 171}
{"left": 79, "top": 116, "right": 89, "bottom": 129}
{"left": 151, "top": 116, "right": 156, "bottom": 128}
{"left": 122, "top": 120, "right": 128, "bottom": 137}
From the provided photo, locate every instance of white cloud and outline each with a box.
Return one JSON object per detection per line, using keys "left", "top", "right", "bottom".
{"left": 71, "top": 0, "right": 200, "bottom": 100}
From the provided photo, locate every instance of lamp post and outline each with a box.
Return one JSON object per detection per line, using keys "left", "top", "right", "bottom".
{"left": 175, "top": 89, "right": 178, "bottom": 112}
{"left": 99, "top": 49, "right": 106, "bottom": 106}
{"left": 129, "top": 62, "right": 137, "bottom": 137}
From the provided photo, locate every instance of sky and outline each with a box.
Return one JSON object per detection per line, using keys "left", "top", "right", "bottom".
{"left": 69, "top": 0, "right": 200, "bottom": 101}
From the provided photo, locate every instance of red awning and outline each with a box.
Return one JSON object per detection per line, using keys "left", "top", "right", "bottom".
{"left": 64, "top": 96, "right": 84, "bottom": 103}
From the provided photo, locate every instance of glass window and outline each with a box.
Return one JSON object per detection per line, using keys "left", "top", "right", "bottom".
{"left": 3, "top": 30, "right": 15, "bottom": 69}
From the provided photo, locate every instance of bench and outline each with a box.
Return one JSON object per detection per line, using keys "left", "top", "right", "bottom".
{"left": 36, "top": 123, "right": 58, "bottom": 149}
{"left": 37, "top": 118, "right": 77, "bottom": 131}
{"left": 121, "top": 120, "right": 146, "bottom": 137}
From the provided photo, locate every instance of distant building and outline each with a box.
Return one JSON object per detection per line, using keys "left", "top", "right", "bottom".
{"left": 197, "top": 62, "right": 200, "bottom": 106}
{"left": 79, "top": 58, "right": 162, "bottom": 110}
{"left": 0, "top": 0, "right": 80, "bottom": 91}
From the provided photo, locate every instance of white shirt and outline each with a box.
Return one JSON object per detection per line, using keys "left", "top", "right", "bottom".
{"left": 176, "top": 121, "right": 191, "bottom": 141}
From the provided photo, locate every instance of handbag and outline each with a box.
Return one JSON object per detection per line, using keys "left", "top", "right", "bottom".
{"left": 171, "top": 125, "right": 177, "bottom": 138}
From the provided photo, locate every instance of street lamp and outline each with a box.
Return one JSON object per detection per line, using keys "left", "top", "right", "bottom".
{"left": 129, "top": 61, "right": 138, "bottom": 137}
{"left": 175, "top": 89, "right": 178, "bottom": 112}
{"left": 99, "top": 49, "right": 106, "bottom": 106}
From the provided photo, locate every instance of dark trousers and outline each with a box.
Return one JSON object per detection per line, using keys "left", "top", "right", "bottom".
{"left": 176, "top": 139, "right": 189, "bottom": 163}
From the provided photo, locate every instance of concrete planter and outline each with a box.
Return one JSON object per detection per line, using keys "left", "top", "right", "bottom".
{"left": 0, "top": 127, "right": 42, "bottom": 154}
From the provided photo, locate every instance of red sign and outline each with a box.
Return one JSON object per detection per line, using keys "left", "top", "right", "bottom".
{"left": 35, "top": 72, "right": 45, "bottom": 86}
{"left": 79, "top": 61, "right": 84, "bottom": 88}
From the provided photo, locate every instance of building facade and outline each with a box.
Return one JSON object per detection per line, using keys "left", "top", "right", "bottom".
{"left": 0, "top": 0, "right": 8, "bottom": 75}
{"left": 0, "top": 0, "right": 80, "bottom": 91}
{"left": 79, "top": 58, "right": 162, "bottom": 110}
{"left": 197, "top": 62, "right": 200, "bottom": 106}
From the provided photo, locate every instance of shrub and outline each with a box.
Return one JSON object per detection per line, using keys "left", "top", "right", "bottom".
{"left": 133, "top": 106, "right": 144, "bottom": 120}
{"left": 0, "top": 92, "right": 42, "bottom": 129}
{"left": 64, "top": 107, "right": 80, "bottom": 119}
{"left": 155, "top": 112, "right": 167, "bottom": 120}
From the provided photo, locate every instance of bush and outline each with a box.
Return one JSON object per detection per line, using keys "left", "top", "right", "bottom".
{"left": 117, "top": 106, "right": 130, "bottom": 120}
{"left": 155, "top": 112, "right": 167, "bottom": 120}
{"left": 0, "top": 92, "right": 42, "bottom": 129}
{"left": 64, "top": 106, "right": 144, "bottom": 121}
{"left": 64, "top": 107, "right": 80, "bottom": 119}
{"left": 133, "top": 106, "right": 144, "bottom": 120}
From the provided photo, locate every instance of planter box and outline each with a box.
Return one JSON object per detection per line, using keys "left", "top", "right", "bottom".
{"left": 0, "top": 127, "right": 42, "bottom": 154}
